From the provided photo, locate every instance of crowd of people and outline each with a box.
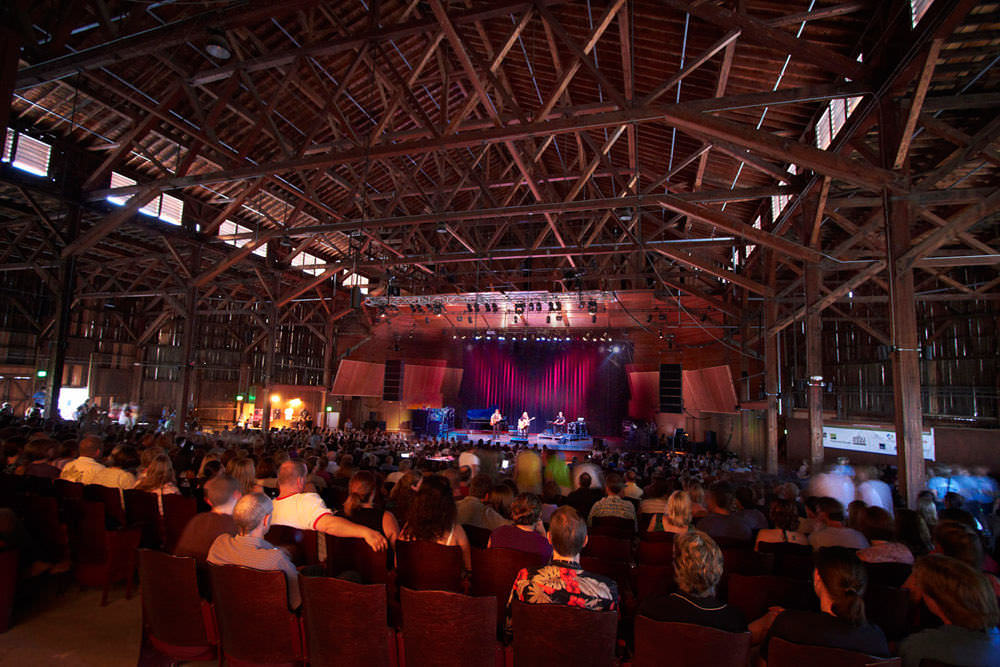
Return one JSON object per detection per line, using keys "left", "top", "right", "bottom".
{"left": 1, "top": 411, "right": 999, "bottom": 665}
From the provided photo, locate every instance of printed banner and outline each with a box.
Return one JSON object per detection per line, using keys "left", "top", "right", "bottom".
{"left": 822, "top": 425, "right": 935, "bottom": 461}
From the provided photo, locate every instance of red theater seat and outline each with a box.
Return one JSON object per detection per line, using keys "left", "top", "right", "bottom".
{"left": 301, "top": 575, "right": 396, "bottom": 667}
{"left": 138, "top": 549, "right": 217, "bottom": 662}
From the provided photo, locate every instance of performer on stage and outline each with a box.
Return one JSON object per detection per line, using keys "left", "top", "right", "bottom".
{"left": 517, "top": 411, "right": 533, "bottom": 436}
{"left": 553, "top": 411, "right": 567, "bottom": 434}
{"left": 490, "top": 408, "right": 504, "bottom": 436}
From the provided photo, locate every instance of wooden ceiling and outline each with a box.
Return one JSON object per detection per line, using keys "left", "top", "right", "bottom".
{"left": 1, "top": 0, "right": 998, "bottom": 346}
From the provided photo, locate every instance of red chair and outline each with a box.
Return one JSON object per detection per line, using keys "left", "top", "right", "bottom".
{"left": 632, "top": 617, "right": 750, "bottom": 667}
{"left": 637, "top": 535, "right": 674, "bottom": 565}
{"left": 399, "top": 588, "right": 500, "bottom": 667}
{"left": 138, "top": 550, "right": 217, "bottom": 662}
{"left": 301, "top": 576, "right": 396, "bottom": 667}
{"left": 510, "top": 600, "right": 618, "bottom": 667}
{"left": 757, "top": 542, "right": 814, "bottom": 580}
{"left": 767, "top": 637, "right": 900, "bottom": 666}
{"left": 722, "top": 547, "right": 774, "bottom": 576}
{"left": 53, "top": 479, "right": 84, "bottom": 501}
{"left": 584, "top": 534, "right": 632, "bottom": 562}
{"left": 83, "top": 484, "right": 127, "bottom": 527}
{"left": 124, "top": 489, "right": 163, "bottom": 550}
{"left": 470, "top": 547, "right": 547, "bottom": 634}
{"left": 325, "top": 534, "right": 392, "bottom": 584}
{"left": 725, "top": 574, "right": 817, "bottom": 623}
{"left": 65, "top": 498, "right": 142, "bottom": 605}
{"left": 210, "top": 564, "right": 304, "bottom": 666}
{"left": 161, "top": 494, "right": 197, "bottom": 553}
{"left": 0, "top": 549, "right": 17, "bottom": 633}
{"left": 265, "top": 525, "right": 320, "bottom": 567}
{"left": 865, "top": 584, "right": 911, "bottom": 642}
{"left": 591, "top": 516, "right": 636, "bottom": 538}
{"left": 633, "top": 563, "right": 675, "bottom": 602}
{"left": 864, "top": 562, "right": 912, "bottom": 589}
{"left": 463, "top": 524, "right": 492, "bottom": 550}
{"left": 22, "top": 494, "right": 68, "bottom": 564}
{"left": 395, "top": 540, "right": 463, "bottom": 592}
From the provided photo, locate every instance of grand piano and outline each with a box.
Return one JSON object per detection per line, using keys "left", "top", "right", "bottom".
{"left": 465, "top": 408, "right": 505, "bottom": 431}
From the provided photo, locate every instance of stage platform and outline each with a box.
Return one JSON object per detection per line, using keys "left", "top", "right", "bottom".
{"left": 446, "top": 429, "right": 615, "bottom": 452}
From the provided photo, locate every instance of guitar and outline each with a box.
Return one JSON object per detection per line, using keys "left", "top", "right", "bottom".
{"left": 518, "top": 416, "right": 535, "bottom": 430}
{"left": 490, "top": 412, "right": 504, "bottom": 426}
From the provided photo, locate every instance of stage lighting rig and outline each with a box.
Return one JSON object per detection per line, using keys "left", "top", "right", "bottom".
{"left": 515, "top": 302, "right": 525, "bottom": 314}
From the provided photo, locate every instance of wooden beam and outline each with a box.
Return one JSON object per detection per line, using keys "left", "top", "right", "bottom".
{"left": 769, "top": 261, "right": 886, "bottom": 334}
{"left": 275, "top": 267, "right": 339, "bottom": 308}
{"left": 894, "top": 39, "right": 943, "bottom": 169}
{"left": 61, "top": 185, "right": 162, "bottom": 257}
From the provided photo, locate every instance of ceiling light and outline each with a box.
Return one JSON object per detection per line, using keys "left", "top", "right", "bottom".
{"left": 205, "top": 33, "right": 232, "bottom": 60}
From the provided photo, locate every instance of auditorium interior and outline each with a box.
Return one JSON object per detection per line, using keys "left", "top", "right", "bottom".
{"left": 0, "top": 0, "right": 998, "bottom": 664}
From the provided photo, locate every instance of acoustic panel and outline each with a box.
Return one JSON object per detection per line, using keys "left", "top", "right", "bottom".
{"left": 331, "top": 359, "right": 384, "bottom": 397}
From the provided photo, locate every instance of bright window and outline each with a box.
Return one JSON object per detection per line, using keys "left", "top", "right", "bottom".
{"left": 291, "top": 252, "right": 325, "bottom": 276}
{"left": 771, "top": 165, "right": 798, "bottom": 219}
{"left": 107, "top": 171, "right": 183, "bottom": 226}
{"left": 342, "top": 271, "right": 369, "bottom": 294}
{"left": 219, "top": 219, "right": 266, "bottom": 257}
{"left": 911, "top": 0, "right": 934, "bottom": 27}
{"left": 1, "top": 130, "right": 51, "bottom": 177}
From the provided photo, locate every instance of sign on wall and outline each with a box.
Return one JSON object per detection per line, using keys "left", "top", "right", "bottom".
{"left": 823, "top": 425, "right": 935, "bottom": 461}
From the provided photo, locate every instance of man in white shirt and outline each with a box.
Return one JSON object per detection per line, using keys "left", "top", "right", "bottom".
{"left": 457, "top": 449, "right": 481, "bottom": 476}
{"left": 59, "top": 436, "right": 106, "bottom": 484}
{"left": 272, "top": 461, "right": 387, "bottom": 553}
{"left": 623, "top": 470, "right": 644, "bottom": 500}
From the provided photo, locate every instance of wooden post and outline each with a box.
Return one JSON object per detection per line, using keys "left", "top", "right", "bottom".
{"left": 129, "top": 345, "right": 144, "bottom": 404}
{"left": 805, "top": 260, "right": 824, "bottom": 472}
{"left": 261, "top": 277, "right": 279, "bottom": 434}
{"left": 46, "top": 206, "right": 80, "bottom": 417}
{"left": 765, "top": 250, "right": 779, "bottom": 474}
{"left": 320, "top": 320, "right": 336, "bottom": 428}
{"left": 882, "top": 100, "right": 925, "bottom": 508}
{"left": 0, "top": 28, "right": 19, "bottom": 133}
{"left": 175, "top": 248, "right": 200, "bottom": 433}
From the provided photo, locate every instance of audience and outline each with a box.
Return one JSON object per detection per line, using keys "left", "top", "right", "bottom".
{"left": 342, "top": 470, "right": 400, "bottom": 546}
{"left": 59, "top": 436, "right": 105, "bottom": 484}
{"left": 227, "top": 457, "right": 263, "bottom": 495}
{"left": 174, "top": 474, "right": 240, "bottom": 560}
{"left": 857, "top": 505, "right": 914, "bottom": 564}
{"left": 648, "top": 490, "right": 692, "bottom": 534}
{"left": 808, "top": 497, "right": 870, "bottom": 550}
{"left": 95, "top": 444, "right": 139, "bottom": 491}
{"left": 456, "top": 473, "right": 511, "bottom": 531}
{"left": 132, "top": 454, "right": 180, "bottom": 513}
{"left": 207, "top": 492, "right": 301, "bottom": 610}
{"left": 755, "top": 498, "right": 808, "bottom": 549}
{"left": 566, "top": 471, "right": 603, "bottom": 518}
{"left": 588, "top": 472, "right": 637, "bottom": 530}
{"left": 510, "top": 506, "right": 618, "bottom": 611}
{"left": 695, "top": 481, "right": 752, "bottom": 543}
{"left": 399, "top": 474, "right": 471, "bottom": 570}
{"left": 488, "top": 493, "right": 552, "bottom": 562}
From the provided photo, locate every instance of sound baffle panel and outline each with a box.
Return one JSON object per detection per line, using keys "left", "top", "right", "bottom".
{"left": 659, "top": 363, "right": 683, "bottom": 413}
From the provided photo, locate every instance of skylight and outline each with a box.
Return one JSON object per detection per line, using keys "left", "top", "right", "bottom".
{"left": 2, "top": 129, "right": 51, "bottom": 177}
{"left": 291, "top": 252, "right": 325, "bottom": 276}
{"left": 219, "top": 219, "right": 267, "bottom": 257}
{"left": 106, "top": 171, "right": 183, "bottom": 226}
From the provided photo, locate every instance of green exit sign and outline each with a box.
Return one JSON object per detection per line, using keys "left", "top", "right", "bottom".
{"left": 248, "top": 394, "right": 256, "bottom": 401}
{"left": 325, "top": 406, "right": 333, "bottom": 412}
{"left": 235, "top": 394, "right": 245, "bottom": 402}
{"left": 36, "top": 370, "right": 47, "bottom": 378}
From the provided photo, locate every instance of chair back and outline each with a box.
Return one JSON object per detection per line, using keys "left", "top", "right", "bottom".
{"left": 462, "top": 524, "right": 492, "bottom": 549}
{"left": 633, "top": 617, "right": 750, "bottom": 667}
{"left": 301, "top": 576, "right": 393, "bottom": 667}
{"left": 161, "top": 494, "right": 197, "bottom": 553}
{"left": 83, "top": 484, "right": 126, "bottom": 527}
{"left": 22, "top": 494, "right": 66, "bottom": 563}
{"left": 757, "top": 541, "right": 815, "bottom": 580}
{"left": 139, "top": 550, "right": 215, "bottom": 651}
{"left": 395, "top": 540, "right": 463, "bottom": 592}
{"left": 580, "top": 555, "right": 631, "bottom": 594}
{"left": 209, "top": 564, "right": 303, "bottom": 664}
{"left": 0, "top": 549, "right": 17, "bottom": 633}
{"left": 471, "top": 547, "right": 547, "bottom": 632}
{"left": 721, "top": 547, "right": 774, "bottom": 576}
{"left": 583, "top": 533, "right": 632, "bottom": 562}
{"left": 591, "top": 516, "right": 635, "bottom": 538}
{"left": 864, "top": 562, "right": 912, "bottom": 588}
{"left": 865, "top": 584, "right": 911, "bottom": 641}
{"left": 64, "top": 498, "right": 108, "bottom": 563}
{"left": 53, "top": 478, "right": 84, "bottom": 501}
{"left": 124, "top": 489, "right": 162, "bottom": 549}
{"left": 767, "top": 637, "right": 900, "bottom": 667}
{"left": 725, "top": 574, "right": 817, "bottom": 621}
{"left": 510, "top": 600, "right": 618, "bottom": 667}
{"left": 400, "top": 588, "right": 496, "bottom": 667}
{"left": 633, "top": 563, "right": 675, "bottom": 601}
{"left": 264, "top": 525, "right": 320, "bottom": 566}
{"left": 637, "top": 534, "right": 675, "bottom": 565}
{"left": 325, "top": 535, "right": 391, "bottom": 583}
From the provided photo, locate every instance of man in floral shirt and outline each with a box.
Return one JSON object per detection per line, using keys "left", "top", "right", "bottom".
{"left": 509, "top": 506, "right": 619, "bottom": 611}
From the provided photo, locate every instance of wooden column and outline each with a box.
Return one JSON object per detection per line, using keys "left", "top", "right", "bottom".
{"left": 129, "top": 345, "right": 145, "bottom": 404}
{"left": 765, "top": 251, "right": 779, "bottom": 474}
{"left": 175, "top": 248, "right": 200, "bottom": 433}
{"left": 320, "top": 320, "right": 336, "bottom": 428}
{"left": 805, "top": 260, "right": 824, "bottom": 472}
{"left": 882, "top": 100, "right": 925, "bottom": 508}
{"left": 0, "top": 28, "right": 19, "bottom": 132}
{"left": 46, "top": 207, "right": 80, "bottom": 417}
{"left": 260, "top": 283, "right": 278, "bottom": 434}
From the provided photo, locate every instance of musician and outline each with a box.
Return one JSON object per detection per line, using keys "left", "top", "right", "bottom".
{"left": 553, "top": 411, "right": 567, "bottom": 434}
{"left": 518, "top": 411, "right": 533, "bottom": 436}
{"left": 490, "top": 408, "right": 504, "bottom": 436}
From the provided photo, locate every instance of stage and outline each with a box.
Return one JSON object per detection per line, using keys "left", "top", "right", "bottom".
{"left": 445, "top": 428, "right": 622, "bottom": 452}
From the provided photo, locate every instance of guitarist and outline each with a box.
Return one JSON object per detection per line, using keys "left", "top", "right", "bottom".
{"left": 490, "top": 408, "right": 504, "bottom": 436}
{"left": 517, "top": 411, "right": 534, "bottom": 436}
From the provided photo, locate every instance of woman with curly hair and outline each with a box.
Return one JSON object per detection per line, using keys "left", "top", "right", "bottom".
{"left": 133, "top": 453, "right": 180, "bottom": 514}
{"left": 399, "top": 474, "right": 470, "bottom": 570}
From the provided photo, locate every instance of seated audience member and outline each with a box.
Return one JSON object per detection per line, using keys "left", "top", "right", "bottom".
{"left": 939, "top": 491, "right": 976, "bottom": 528}
{"left": 488, "top": 483, "right": 515, "bottom": 521}
{"left": 510, "top": 506, "right": 618, "bottom": 611}
{"left": 59, "top": 436, "right": 106, "bottom": 484}
{"left": 271, "top": 461, "right": 387, "bottom": 552}
{"left": 399, "top": 474, "right": 471, "bottom": 570}
{"left": 734, "top": 486, "right": 768, "bottom": 533}
{"left": 857, "top": 506, "right": 914, "bottom": 564}
{"left": 756, "top": 498, "right": 809, "bottom": 549}
{"left": 567, "top": 472, "right": 604, "bottom": 518}
{"left": 695, "top": 481, "right": 752, "bottom": 543}
{"left": 456, "top": 474, "right": 511, "bottom": 531}
{"left": 808, "top": 497, "right": 870, "bottom": 551}
{"left": 847, "top": 500, "right": 868, "bottom": 532}
{"left": 797, "top": 496, "right": 823, "bottom": 535}
{"left": 623, "top": 470, "right": 644, "bottom": 500}
{"left": 386, "top": 458, "right": 411, "bottom": 485}
{"left": 639, "top": 530, "right": 762, "bottom": 635}
{"left": 17, "top": 439, "right": 59, "bottom": 479}
{"left": 900, "top": 554, "right": 1000, "bottom": 667}
{"left": 639, "top": 479, "right": 669, "bottom": 517}
{"left": 343, "top": 470, "right": 400, "bottom": 546}
{"left": 227, "top": 457, "right": 263, "bottom": 495}
{"left": 896, "top": 508, "right": 933, "bottom": 557}
{"left": 761, "top": 547, "right": 889, "bottom": 660}
{"left": 207, "top": 492, "right": 300, "bottom": 610}
{"left": 685, "top": 482, "right": 709, "bottom": 519}
{"left": 388, "top": 470, "right": 422, "bottom": 523}
{"left": 588, "top": 472, "right": 637, "bottom": 529}
{"left": 175, "top": 474, "right": 240, "bottom": 560}
{"left": 133, "top": 454, "right": 181, "bottom": 513}
{"left": 932, "top": 520, "right": 1000, "bottom": 596}
{"left": 540, "top": 481, "right": 563, "bottom": 523}
{"left": 95, "top": 445, "right": 140, "bottom": 491}
{"left": 648, "top": 490, "right": 692, "bottom": 534}
{"left": 489, "top": 493, "right": 553, "bottom": 562}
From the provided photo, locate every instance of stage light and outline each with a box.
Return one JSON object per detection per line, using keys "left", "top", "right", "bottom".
{"left": 492, "top": 303, "right": 498, "bottom": 313}
{"left": 379, "top": 308, "right": 386, "bottom": 318}
{"left": 289, "top": 398, "right": 302, "bottom": 408}
{"left": 270, "top": 394, "right": 281, "bottom": 403}
{"left": 453, "top": 335, "right": 457, "bottom": 340}
{"left": 457, "top": 315, "right": 463, "bottom": 322}
{"left": 535, "top": 302, "right": 542, "bottom": 312}
{"left": 546, "top": 315, "right": 551, "bottom": 324}
{"left": 466, "top": 303, "right": 473, "bottom": 312}
{"left": 474, "top": 334, "right": 482, "bottom": 340}
{"left": 515, "top": 302, "right": 524, "bottom": 314}
{"left": 555, "top": 302, "right": 561, "bottom": 311}
{"left": 235, "top": 394, "right": 244, "bottom": 402}
{"left": 498, "top": 335, "right": 506, "bottom": 341}
{"left": 612, "top": 345, "right": 621, "bottom": 353}
{"left": 591, "top": 314, "right": 597, "bottom": 324}
{"left": 548, "top": 302, "right": 554, "bottom": 311}
{"left": 474, "top": 303, "right": 480, "bottom": 312}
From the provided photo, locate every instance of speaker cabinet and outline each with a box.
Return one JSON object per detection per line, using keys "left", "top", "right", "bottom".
{"left": 659, "top": 363, "right": 683, "bottom": 413}
{"left": 383, "top": 360, "right": 403, "bottom": 401}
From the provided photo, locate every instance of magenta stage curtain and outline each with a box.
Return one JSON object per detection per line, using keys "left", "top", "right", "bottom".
{"left": 458, "top": 342, "right": 630, "bottom": 437}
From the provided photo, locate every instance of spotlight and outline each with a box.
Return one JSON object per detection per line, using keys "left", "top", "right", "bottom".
{"left": 409, "top": 304, "right": 417, "bottom": 313}
{"left": 548, "top": 302, "right": 554, "bottom": 311}
{"left": 492, "top": 303, "right": 498, "bottom": 313}
{"left": 379, "top": 307, "right": 386, "bottom": 318}
{"left": 612, "top": 345, "right": 621, "bottom": 353}
{"left": 515, "top": 302, "right": 524, "bottom": 314}
{"left": 528, "top": 302, "right": 535, "bottom": 312}
{"left": 474, "top": 303, "right": 480, "bottom": 312}
{"left": 591, "top": 314, "right": 597, "bottom": 324}
{"left": 555, "top": 302, "right": 561, "bottom": 311}
{"left": 536, "top": 302, "right": 542, "bottom": 312}
{"left": 466, "top": 303, "right": 473, "bottom": 312}
{"left": 546, "top": 315, "right": 551, "bottom": 324}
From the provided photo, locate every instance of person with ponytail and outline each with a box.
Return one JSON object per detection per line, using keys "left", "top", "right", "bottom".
{"left": 343, "top": 470, "right": 399, "bottom": 547}
{"left": 761, "top": 547, "right": 889, "bottom": 660}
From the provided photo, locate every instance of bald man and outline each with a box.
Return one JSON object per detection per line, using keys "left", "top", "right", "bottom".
{"left": 59, "top": 436, "right": 106, "bottom": 484}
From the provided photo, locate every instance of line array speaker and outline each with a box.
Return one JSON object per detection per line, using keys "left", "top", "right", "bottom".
{"left": 659, "top": 363, "right": 683, "bottom": 413}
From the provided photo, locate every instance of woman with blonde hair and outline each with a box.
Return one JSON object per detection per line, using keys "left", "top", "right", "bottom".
{"left": 226, "top": 457, "right": 263, "bottom": 495}
{"left": 133, "top": 453, "right": 180, "bottom": 513}
{"left": 900, "top": 554, "right": 1000, "bottom": 666}
{"left": 648, "top": 490, "right": 693, "bottom": 533}
{"left": 343, "top": 470, "right": 399, "bottom": 546}
{"left": 685, "top": 481, "right": 708, "bottom": 518}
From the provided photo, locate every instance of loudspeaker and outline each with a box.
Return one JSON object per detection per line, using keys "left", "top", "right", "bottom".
{"left": 350, "top": 286, "right": 363, "bottom": 308}
{"left": 659, "top": 363, "right": 683, "bottom": 413}
{"left": 383, "top": 360, "right": 403, "bottom": 401}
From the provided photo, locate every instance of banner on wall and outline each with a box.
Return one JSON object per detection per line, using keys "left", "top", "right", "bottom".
{"left": 823, "top": 425, "right": 935, "bottom": 461}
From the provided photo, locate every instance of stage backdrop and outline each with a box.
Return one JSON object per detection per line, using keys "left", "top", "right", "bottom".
{"left": 458, "top": 342, "right": 630, "bottom": 437}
